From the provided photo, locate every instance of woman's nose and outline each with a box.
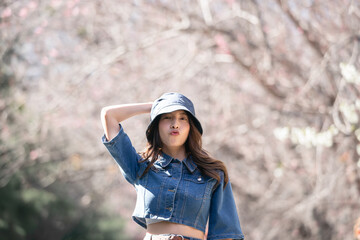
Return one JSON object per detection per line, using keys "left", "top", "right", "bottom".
{"left": 171, "top": 119, "right": 179, "bottom": 128}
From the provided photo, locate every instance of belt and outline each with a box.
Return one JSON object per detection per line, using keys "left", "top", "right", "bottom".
{"left": 149, "top": 234, "right": 189, "bottom": 240}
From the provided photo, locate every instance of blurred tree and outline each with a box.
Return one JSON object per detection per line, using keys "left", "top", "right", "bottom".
{"left": 0, "top": 173, "right": 128, "bottom": 240}
{"left": 0, "top": 2, "right": 129, "bottom": 240}
{"left": 0, "top": 66, "right": 129, "bottom": 239}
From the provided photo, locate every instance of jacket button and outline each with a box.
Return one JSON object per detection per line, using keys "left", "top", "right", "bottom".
{"left": 197, "top": 177, "right": 202, "bottom": 181}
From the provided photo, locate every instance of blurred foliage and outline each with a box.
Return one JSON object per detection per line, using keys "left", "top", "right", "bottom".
{"left": 0, "top": 101, "right": 128, "bottom": 240}
{"left": 0, "top": 20, "right": 128, "bottom": 240}
{"left": 0, "top": 173, "right": 128, "bottom": 240}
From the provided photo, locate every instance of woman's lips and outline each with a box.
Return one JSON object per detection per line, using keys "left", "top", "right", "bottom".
{"left": 170, "top": 130, "right": 179, "bottom": 135}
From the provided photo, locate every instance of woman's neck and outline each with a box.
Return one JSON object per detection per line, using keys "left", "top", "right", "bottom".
{"left": 161, "top": 146, "right": 187, "bottom": 161}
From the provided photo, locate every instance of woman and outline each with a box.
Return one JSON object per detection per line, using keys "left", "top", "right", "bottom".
{"left": 101, "top": 92, "right": 244, "bottom": 240}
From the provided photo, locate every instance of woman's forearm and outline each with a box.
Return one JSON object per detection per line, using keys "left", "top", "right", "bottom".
{"left": 101, "top": 103, "right": 152, "bottom": 123}
{"left": 101, "top": 102, "right": 152, "bottom": 141}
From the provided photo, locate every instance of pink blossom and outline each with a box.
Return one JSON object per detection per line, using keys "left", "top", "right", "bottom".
{"left": 49, "top": 49, "right": 58, "bottom": 58}
{"left": 41, "top": 56, "right": 49, "bottom": 65}
{"left": 34, "top": 26, "right": 43, "bottom": 34}
{"left": 72, "top": 6, "right": 79, "bottom": 16}
{"left": 81, "top": 7, "right": 89, "bottom": 16}
{"left": 28, "top": 1, "right": 38, "bottom": 10}
{"left": 214, "top": 34, "right": 231, "bottom": 54}
{"left": 67, "top": 0, "right": 79, "bottom": 9}
{"left": 51, "top": 0, "right": 62, "bottom": 8}
{"left": 1, "top": 8, "right": 12, "bottom": 18}
{"left": 297, "top": 27, "right": 304, "bottom": 34}
{"left": 30, "top": 149, "right": 42, "bottom": 161}
{"left": 19, "top": 8, "right": 28, "bottom": 18}
{"left": 225, "top": 0, "right": 235, "bottom": 6}
{"left": 41, "top": 20, "right": 48, "bottom": 27}
{"left": 237, "top": 33, "right": 246, "bottom": 44}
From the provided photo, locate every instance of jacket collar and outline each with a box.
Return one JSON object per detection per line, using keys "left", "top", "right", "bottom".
{"left": 157, "top": 152, "right": 197, "bottom": 173}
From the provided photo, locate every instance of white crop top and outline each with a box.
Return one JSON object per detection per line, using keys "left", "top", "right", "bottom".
{"left": 145, "top": 218, "right": 164, "bottom": 225}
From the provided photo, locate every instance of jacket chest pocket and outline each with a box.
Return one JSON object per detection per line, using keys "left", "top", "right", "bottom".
{"left": 145, "top": 165, "right": 170, "bottom": 190}
{"left": 183, "top": 174, "right": 210, "bottom": 200}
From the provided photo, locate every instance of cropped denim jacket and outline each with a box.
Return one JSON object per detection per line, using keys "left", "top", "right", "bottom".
{"left": 102, "top": 125, "right": 244, "bottom": 240}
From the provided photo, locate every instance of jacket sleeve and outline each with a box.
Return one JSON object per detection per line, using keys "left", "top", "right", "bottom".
{"left": 207, "top": 174, "right": 244, "bottom": 240}
{"left": 102, "top": 124, "right": 144, "bottom": 185}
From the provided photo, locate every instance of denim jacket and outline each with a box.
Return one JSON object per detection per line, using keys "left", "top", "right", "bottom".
{"left": 102, "top": 125, "right": 244, "bottom": 240}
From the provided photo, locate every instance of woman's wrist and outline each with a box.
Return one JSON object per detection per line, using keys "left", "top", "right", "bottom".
{"left": 144, "top": 102, "right": 153, "bottom": 113}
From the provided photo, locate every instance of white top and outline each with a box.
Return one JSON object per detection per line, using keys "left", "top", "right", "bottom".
{"left": 145, "top": 218, "right": 164, "bottom": 225}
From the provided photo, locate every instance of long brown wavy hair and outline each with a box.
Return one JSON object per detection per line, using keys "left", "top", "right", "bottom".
{"left": 140, "top": 113, "right": 229, "bottom": 188}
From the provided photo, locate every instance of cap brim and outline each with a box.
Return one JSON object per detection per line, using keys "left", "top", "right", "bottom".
{"left": 154, "top": 105, "right": 189, "bottom": 118}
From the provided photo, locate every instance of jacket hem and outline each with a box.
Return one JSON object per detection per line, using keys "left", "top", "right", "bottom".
{"left": 207, "top": 234, "right": 244, "bottom": 240}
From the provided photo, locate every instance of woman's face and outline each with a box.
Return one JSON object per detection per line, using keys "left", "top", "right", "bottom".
{"left": 158, "top": 110, "right": 190, "bottom": 151}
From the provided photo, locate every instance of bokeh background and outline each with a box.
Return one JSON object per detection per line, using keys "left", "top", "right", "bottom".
{"left": 1, "top": 0, "right": 360, "bottom": 239}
